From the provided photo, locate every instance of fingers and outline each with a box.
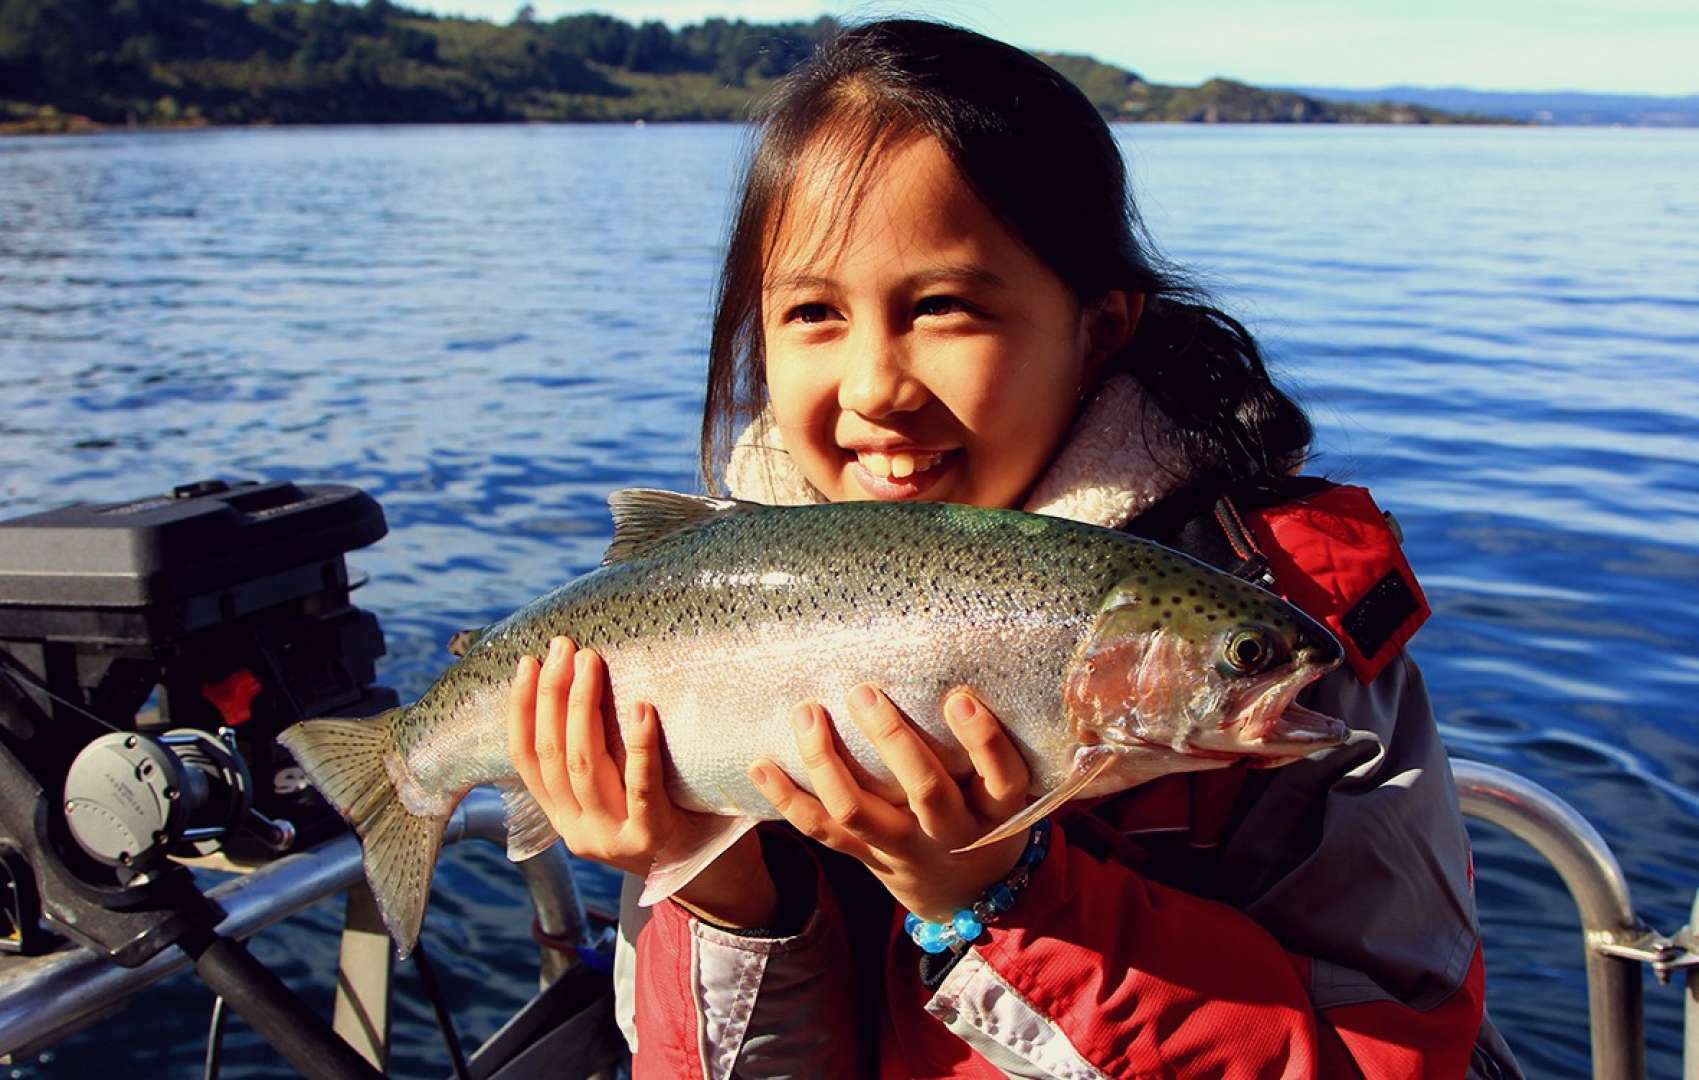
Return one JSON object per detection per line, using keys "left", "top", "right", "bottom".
{"left": 561, "top": 642, "right": 625, "bottom": 820}
{"left": 507, "top": 652, "right": 546, "bottom": 802}
{"left": 789, "top": 702, "right": 912, "bottom": 842}
{"left": 747, "top": 754, "right": 871, "bottom": 862}
{"left": 531, "top": 637, "right": 583, "bottom": 817}
{"left": 621, "top": 701, "right": 666, "bottom": 849}
{"left": 945, "top": 691, "right": 1030, "bottom": 819}
{"left": 845, "top": 684, "right": 965, "bottom": 835}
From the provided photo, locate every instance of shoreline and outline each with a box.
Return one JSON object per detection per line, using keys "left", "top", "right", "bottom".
{"left": 1, "top": 112, "right": 1536, "bottom": 138}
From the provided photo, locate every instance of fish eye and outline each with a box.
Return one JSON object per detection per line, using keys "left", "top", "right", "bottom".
{"left": 1220, "top": 628, "right": 1276, "bottom": 675}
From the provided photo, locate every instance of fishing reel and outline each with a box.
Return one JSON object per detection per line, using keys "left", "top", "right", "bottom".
{"left": 62, "top": 727, "right": 294, "bottom": 879}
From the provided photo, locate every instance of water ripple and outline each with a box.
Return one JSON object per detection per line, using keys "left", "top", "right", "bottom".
{"left": 1, "top": 124, "right": 1694, "bottom": 1078}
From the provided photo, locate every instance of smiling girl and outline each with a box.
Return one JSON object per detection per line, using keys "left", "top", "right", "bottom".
{"left": 506, "top": 19, "right": 1519, "bottom": 1079}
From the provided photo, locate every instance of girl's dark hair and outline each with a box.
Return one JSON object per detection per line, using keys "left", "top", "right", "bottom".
{"left": 701, "top": 18, "right": 1312, "bottom": 496}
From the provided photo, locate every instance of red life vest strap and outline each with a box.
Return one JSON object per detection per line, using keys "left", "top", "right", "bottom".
{"left": 1239, "top": 484, "right": 1430, "bottom": 684}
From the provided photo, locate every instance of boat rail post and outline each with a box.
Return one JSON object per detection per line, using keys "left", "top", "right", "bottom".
{"left": 444, "top": 787, "right": 593, "bottom": 984}
{"left": 1452, "top": 759, "right": 1646, "bottom": 1080}
{"left": 330, "top": 883, "right": 393, "bottom": 1071}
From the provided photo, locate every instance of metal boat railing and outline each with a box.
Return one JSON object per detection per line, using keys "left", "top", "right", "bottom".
{"left": 1454, "top": 759, "right": 1699, "bottom": 1080}
{"left": 3, "top": 765, "right": 1695, "bottom": 1078}
{"left": 0, "top": 787, "right": 594, "bottom": 1068}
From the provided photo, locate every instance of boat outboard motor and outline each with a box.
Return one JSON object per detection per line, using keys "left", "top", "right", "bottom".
{"left": 0, "top": 479, "right": 396, "bottom": 1078}
{"left": 0, "top": 478, "right": 396, "bottom": 954}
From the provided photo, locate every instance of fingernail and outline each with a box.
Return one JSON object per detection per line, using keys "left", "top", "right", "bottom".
{"left": 849, "top": 684, "right": 878, "bottom": 712}
{"left": 791, "top": 703, "right": 816, "bottom": 732}
{"left": 575, "top": 648, "right": 594, "bottom": 674}
{"left": 748, "top": 762, "right": 769, "bottom": 786}
{"left": 547, "top": 637, "right": 565, "bottom": 662}
{"left": 947, "top": 694, "right": 977, "bottom": 725}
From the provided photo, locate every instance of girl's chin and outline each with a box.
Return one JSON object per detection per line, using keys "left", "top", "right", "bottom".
{"left": 845, "top": 456, "right": 955, "bottom": 501}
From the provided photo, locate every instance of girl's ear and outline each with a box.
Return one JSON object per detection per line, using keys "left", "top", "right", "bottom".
{"left": 1081, "top": 290, "right": 1143, "bottom": 382}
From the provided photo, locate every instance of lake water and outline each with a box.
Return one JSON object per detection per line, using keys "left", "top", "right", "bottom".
{"left": 1, "top": 123, "right": 1696, "bottom": 1077}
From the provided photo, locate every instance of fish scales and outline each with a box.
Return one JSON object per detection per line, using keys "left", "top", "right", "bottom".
{"left": 398, "top": 501, "right": 1153, "bottom": 810}
{"left": 278, "top": 491, "right": 1345, "bottom": 954}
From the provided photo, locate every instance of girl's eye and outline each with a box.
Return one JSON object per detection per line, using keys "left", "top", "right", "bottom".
{"left": 786, "top": 302, "right": 838, "bottom": 325}
{"left": 915, "top": 295, "right": 973, "bottom": 319}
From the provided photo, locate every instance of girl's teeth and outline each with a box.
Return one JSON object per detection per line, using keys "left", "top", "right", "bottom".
{"left": 857, "top": 451, "right": 943, "bottom": 481}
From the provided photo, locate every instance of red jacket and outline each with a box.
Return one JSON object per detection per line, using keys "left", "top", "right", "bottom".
{"left": 615, "top": 485, "right": 1519, "bottom": 1079}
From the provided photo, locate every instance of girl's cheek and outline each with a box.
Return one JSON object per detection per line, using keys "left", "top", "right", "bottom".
{"left": 765, "top": 357, "right": 846, "bottom": 492}
{"left": 764, "top": 353, "right": 825, "bottom": 424}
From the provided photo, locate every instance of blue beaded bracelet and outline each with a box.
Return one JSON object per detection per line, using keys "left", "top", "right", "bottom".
{"left": 904, "top": 818, "right": 1052, "bottom": 954}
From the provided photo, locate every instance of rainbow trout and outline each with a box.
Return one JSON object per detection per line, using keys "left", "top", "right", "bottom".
{"left": 280, "top": 490, "right": 1346, "bottom": 954}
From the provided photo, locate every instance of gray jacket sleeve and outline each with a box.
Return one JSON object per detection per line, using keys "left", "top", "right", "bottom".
{"left": 1216, "top": 651, "right": 1480, "bottom": 1010}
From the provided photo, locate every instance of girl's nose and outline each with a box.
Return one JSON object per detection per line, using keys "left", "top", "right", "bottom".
{"left": 838, "top": 331, "right": 927, "bottom": 419}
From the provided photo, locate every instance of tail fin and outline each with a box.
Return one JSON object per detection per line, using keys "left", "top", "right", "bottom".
{"left": 277, "top": 712, "right": 445, "bottom": 958}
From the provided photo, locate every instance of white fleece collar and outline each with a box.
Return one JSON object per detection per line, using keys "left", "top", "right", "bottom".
{"left": 724, "top": 374, "right": 1189, "bottom": 529}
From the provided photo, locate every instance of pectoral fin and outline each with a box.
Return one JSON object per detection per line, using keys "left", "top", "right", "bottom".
{"left": 637, "top": 812, "right": 759, "bottom": 907}
{"left": 953, "top": 744, "right": 1120, "bottom": 853}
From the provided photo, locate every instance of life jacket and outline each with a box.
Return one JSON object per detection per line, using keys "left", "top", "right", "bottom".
{"left": 1128, "top": 477, "right": 1430, "bottom": 684}
{"left": 1091, "top": 477, "right": 1434, "bottom": 857}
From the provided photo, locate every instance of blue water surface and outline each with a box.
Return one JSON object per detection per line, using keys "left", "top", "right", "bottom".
{"left": 1, "top": 123, "right": 1696, "bottom": 1077}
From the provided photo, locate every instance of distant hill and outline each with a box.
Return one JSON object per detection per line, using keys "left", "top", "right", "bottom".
{"left": 1040, "top": 54, "right": 1503, "bottom": 124}
{"left": 1284, "top": 86, "right": 1699, "bottom": 127}
{"left": 0, "top": 0, "right": 1504, "bottom": 133}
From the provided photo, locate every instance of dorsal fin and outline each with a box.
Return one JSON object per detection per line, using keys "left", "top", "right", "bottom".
{"left": 603, "top": 489, "right": 756, "bottom": 564}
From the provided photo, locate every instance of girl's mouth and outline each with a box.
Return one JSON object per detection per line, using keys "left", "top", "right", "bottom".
{"left": 847, "top": 449, "right": 954, "bottom": 499}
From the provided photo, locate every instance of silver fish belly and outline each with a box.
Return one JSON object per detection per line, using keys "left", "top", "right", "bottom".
{"left": 279, "top": 489, "right": 1346, "bottom": 955}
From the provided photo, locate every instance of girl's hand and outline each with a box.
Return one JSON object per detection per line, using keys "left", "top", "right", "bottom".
{"left": 508, "top": 636, "right": 777, "bottom": 927}
{"left": 748, "top": 685, "right": 1032, "bottom": 923}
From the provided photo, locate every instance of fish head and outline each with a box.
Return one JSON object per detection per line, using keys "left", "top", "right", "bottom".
{"left": 1063, "top": 559, "right": 1347, "bottom": 764}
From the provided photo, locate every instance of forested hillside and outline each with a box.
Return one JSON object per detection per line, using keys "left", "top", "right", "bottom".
{"left": 0, "top": 0, "right": 1492, "bottom": 132}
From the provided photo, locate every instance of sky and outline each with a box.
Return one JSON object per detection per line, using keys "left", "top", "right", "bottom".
{"left": 407, "top": 0, "right": 1698, "bottom": 96}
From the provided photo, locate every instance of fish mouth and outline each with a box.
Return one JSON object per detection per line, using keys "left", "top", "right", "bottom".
{"left": 1175, "top": 655, "right": 1344, "bottom": 760}
{"left": 1230, "top": 657, "right": 1347, "bottom": 754}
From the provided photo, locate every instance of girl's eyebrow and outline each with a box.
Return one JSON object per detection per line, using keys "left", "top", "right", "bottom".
{"left": 764, "top": 271, "right": 836, "bottom": 296}
{"left": 763, "top": 264, "right": 1007, "bottom": 295}
{"left": 907, "top": 264, "right": 1008, "bottom": 291}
